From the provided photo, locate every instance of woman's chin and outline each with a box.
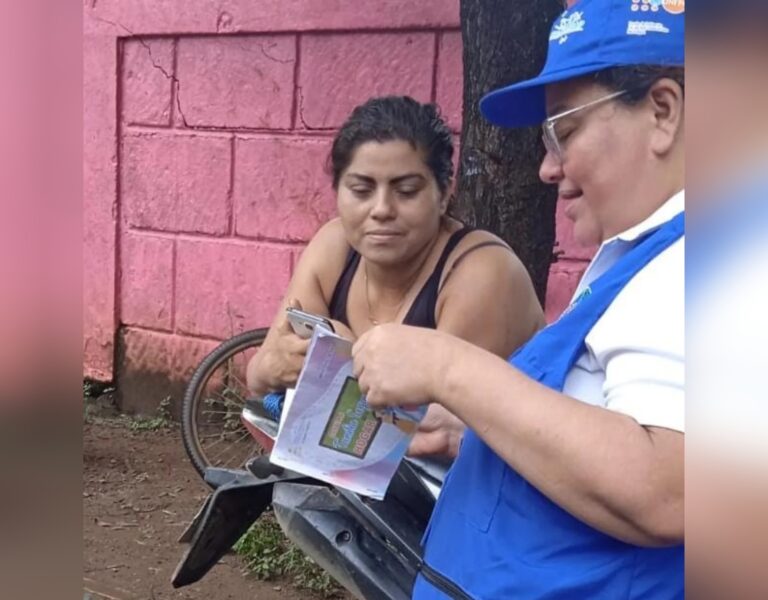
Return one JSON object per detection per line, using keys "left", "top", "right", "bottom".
{"left": 360, "top": 244, "right": 403, "bottom": 266}
{"left": 572, "top": 222, "right": 602, "bottom": 249}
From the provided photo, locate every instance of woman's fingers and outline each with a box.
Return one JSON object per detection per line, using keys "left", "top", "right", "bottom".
{"left": 351, "top": 326, "right": 374, "bottom": 358}
{"left": 363, "top": 386, "right": 385, "bottom": 409}
{"left": 353, "top": 324, "right": 436, "bottom": 410}
{"left": 277, "top": 298, "right": 304, "bottom": 335}
{"left": 352, "top": 357, "right": 364, "bottom": 380}
{"left": 276, "top": 312, "right": 293, "bottom": 335}
{"left": 353, "top": 336, "right": 385, "bottom": 406}
{"left": 290, "top": 335, "right": 310, "bottom": 354}
{"left": 407, "top": 429, "right": 449, "bottom": 457}
{"left": 352, "top": 328, "right": 375, "bottom": 379}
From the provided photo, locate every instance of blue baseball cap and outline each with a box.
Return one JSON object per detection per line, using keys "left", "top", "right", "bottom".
{"left": 480, "top": 0, "right": 685, "bottom": 128}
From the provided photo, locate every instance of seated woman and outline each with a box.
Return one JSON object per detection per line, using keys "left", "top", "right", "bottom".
{"left": 246, "top": 96, "right": 544, "bottom": 425}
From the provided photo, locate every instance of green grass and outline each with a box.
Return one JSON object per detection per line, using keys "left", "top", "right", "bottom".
{"left": 126, "top": 414, "right": 171, "bottom": 431}
{"left": 234, "top": 511, "right": 343, "bottom": 598}
{"left": 126, "top": 396, "right": 173, "bottom": 431}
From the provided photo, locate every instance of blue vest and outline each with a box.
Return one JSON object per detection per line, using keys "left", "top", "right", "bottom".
{"left": 413, "top": 213, "right": 685, "bottom": 600}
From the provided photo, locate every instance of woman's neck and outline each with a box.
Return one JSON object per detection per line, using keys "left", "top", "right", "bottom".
{"left": 605, "top": 161, "right": 684, "bottom": 242}
{"left": 365, "top": 223, "right": 447, "bottom": 296}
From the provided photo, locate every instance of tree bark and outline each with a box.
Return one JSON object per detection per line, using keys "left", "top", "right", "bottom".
{"left": 456, "top": 0, "right": 563, "bottom": 305}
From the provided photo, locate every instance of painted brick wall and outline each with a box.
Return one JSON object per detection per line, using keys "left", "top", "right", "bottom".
{"left": 83, "top": 1, "right": 589, "bottom": 413}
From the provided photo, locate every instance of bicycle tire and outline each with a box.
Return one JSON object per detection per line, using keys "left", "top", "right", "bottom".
{"left": 181, "top": 328, "right": 269, "bottom": 480}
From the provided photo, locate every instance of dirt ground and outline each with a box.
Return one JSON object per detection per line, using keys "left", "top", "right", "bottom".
{"left": 83, "top": 418, "right": 312, "bottom": 600}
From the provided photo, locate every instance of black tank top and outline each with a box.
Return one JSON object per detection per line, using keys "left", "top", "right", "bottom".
{"left": 328, "top": 227, "right": 475, "bottom": 330}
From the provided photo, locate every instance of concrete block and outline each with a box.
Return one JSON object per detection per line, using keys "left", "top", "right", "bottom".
{"left": 84, "top": 34, "right": 119, "bottom": 380}
{"left": 120, "top": 232, "right": 174, "bottom": 331}
{"left": 122, "top": 38, "right": 174, "bottom": 126}
{"left": 545, "top": 262, "right": 588, "bottom": 323}
{"left": 86, "top": 0, "right": 460, "bottom": 36}
{"left": 234, "top": 136, "right": 336, "bottom": 241}
{"left": 116, "top": 327, "right": 218, "bottom": 417}
{"left": 176, "top": 36, "right": 296, "bottom": 129}
{"left": 175, "top": 240, "right": 292, "bottom": 338}
{"left": 299, "top": 32, "right": 435, "bottom": 129}
{"left": 122, "top": 132, "right": 231, "bottom": 235}
{"left": 435, "top": 31, "right": 463, "bottom": 132}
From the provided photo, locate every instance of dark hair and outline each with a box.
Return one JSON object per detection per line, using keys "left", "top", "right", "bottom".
{"left": 591, "top": 65, "right": 685, "bottom": 104}
{"left": 328, "top": 96, "right": 454, "bottom": 193}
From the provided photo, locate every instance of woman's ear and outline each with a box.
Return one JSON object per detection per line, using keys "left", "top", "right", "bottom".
{"left": 648, "top": 78, "right": 685, "bottom": 157}
{"left": 439, "top": 192, "right": 450, "bottom": 216}
{"left": 438, "top": 183, "right": 454, "bottom": 216}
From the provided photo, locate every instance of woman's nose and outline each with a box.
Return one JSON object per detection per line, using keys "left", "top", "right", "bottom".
{"left": 370, "top": 191, "right": 396, "bottom": 219}
{"left": 539, "top": 149, "right": 564, "bottom": 185}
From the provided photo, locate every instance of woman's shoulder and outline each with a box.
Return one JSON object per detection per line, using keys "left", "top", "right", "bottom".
{"left": 440, "top": 219, "right": 511, "bottom": 252}
{"left": 435, "top": 223, "right": 545, "bottom": 353}
{"left": 443, "top": 224, "right": 520, "bottom": 273}
{"left": 299, "top": 217, "right": 353, "bottom": 298}
{"left": 307, "top": 217, "right": 349, "bottom": 253}
{"left": 439, "top": 223, "right": 537, "bottom": 307}
{"left": 456, "top": 226, "right": 511, "bottom": 249}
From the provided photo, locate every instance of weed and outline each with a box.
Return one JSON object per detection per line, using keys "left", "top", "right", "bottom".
{"left": 234, "top": 512, "right": 343, "bottom": 598}
{"left": 128, "top": 397, "right": 173, "bottom": 432}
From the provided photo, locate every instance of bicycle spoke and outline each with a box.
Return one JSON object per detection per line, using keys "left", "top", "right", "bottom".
{"left": 181, "top": 330, "right": 267, "bottom": 477}
{"left": 198, "top": 433, "right": 230, "bottom": 452}
{"left": 195, "top": 421, "right": 245, "bottom": 434}
{"left": 198, "top": 421, "right": 244, "bottom": 433}
{"left": 196, "top": 431, "right": 245, "bottom": 440}
{"left": 207, "top": 431, "right": 252, "bottom": 464}
{"left": 226, "top": 371, "right": 249, "bottom": 392}
{"left": 222, "top": 357, "right": 249, "bottom": 391}
{"left": 198, "top": 427, "right": 248, "bottom": 447}
{"left": 214, "top": 444, "right": 253, "bottom": 469}
{"left": 207, "top": 389, "right": 247, "bottom": 408}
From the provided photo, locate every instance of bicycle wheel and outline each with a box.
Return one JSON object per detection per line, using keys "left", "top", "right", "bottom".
{"left": 181, "top": 328, "right": 269, "bottom": 480}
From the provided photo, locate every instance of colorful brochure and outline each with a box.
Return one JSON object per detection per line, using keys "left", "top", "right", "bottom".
{"left": 269, "top": 328, "right": 425, "bottom": 499}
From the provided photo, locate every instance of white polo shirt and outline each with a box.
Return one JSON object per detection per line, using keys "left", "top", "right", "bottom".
{"left": 561, "top": 191, "right": 685, "bottom": 433}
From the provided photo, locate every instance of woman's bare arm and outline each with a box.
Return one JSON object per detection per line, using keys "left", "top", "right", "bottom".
{"left": 434, "top": 231, "right": 545, "bottom": 357}
{"left": 409, "top": 232, "right": 545, "bottom": 457}
{"left": 436, "top": 341, "right": 684, "bottom": 546}
{"left": 354, "top": 328, "right": 684, "bottom": 546}
{"left": 246, "top": 219, "right": 350, "bottom": 394}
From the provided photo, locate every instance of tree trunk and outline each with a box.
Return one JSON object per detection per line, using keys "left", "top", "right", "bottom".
{"left": 456, "top": 0, "right": 563, "bottom": 305}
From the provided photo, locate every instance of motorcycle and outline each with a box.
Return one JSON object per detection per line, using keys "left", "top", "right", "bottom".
{"left": 171, "top": 401, "right": 456, "bottom": 600}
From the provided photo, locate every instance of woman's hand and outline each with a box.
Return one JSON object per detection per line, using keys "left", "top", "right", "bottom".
{"left": 247, "top": 299, "right": 310, "bottom": 394}
{"left": 351, "top": 324, "right": 454, "bottom": 410}
{"left": 408, "top": 404, "right": 465, "bottom": 458}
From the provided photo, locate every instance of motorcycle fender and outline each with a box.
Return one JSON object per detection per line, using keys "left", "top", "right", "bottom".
{"left": 171, "top": 469, "right": 303, "bottom": 588}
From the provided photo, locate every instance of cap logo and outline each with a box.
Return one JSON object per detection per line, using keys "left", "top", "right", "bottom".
{"left": 632, "top": 0, "right": 662, "bottom": 13}
{"left": 662, "top": 0, "right": 684, "bottom": 14}
{"left": 549, "top": 11, "right": 586, "bottom": 45}
{"left": 627, "top": 20, "right": 671, "bottom": 36}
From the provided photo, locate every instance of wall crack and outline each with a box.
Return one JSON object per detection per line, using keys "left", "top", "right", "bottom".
{"left": 89, "top": 14, "right": 190, "bottom": 126}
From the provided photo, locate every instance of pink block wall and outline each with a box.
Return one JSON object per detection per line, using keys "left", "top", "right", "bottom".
{"left": 83, "top": 1, "right": 589, "bottom": 402}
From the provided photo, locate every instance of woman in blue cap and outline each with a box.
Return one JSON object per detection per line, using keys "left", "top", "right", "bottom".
{"left": 352, "top": 0, "right": 685, "bottom": 598}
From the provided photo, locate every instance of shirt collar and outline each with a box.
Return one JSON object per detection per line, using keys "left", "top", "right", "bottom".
{"left": 607, "top": 189, "right": 685, "bottom": 244}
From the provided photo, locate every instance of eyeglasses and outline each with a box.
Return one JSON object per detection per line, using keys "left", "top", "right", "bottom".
{"left": 541, "top": 89, "right": 628, "bottom": 164}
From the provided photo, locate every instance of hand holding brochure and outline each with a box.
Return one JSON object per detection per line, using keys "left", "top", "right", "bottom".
{"left": 270, "top": 327, "right": 425, "bottom": 499}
